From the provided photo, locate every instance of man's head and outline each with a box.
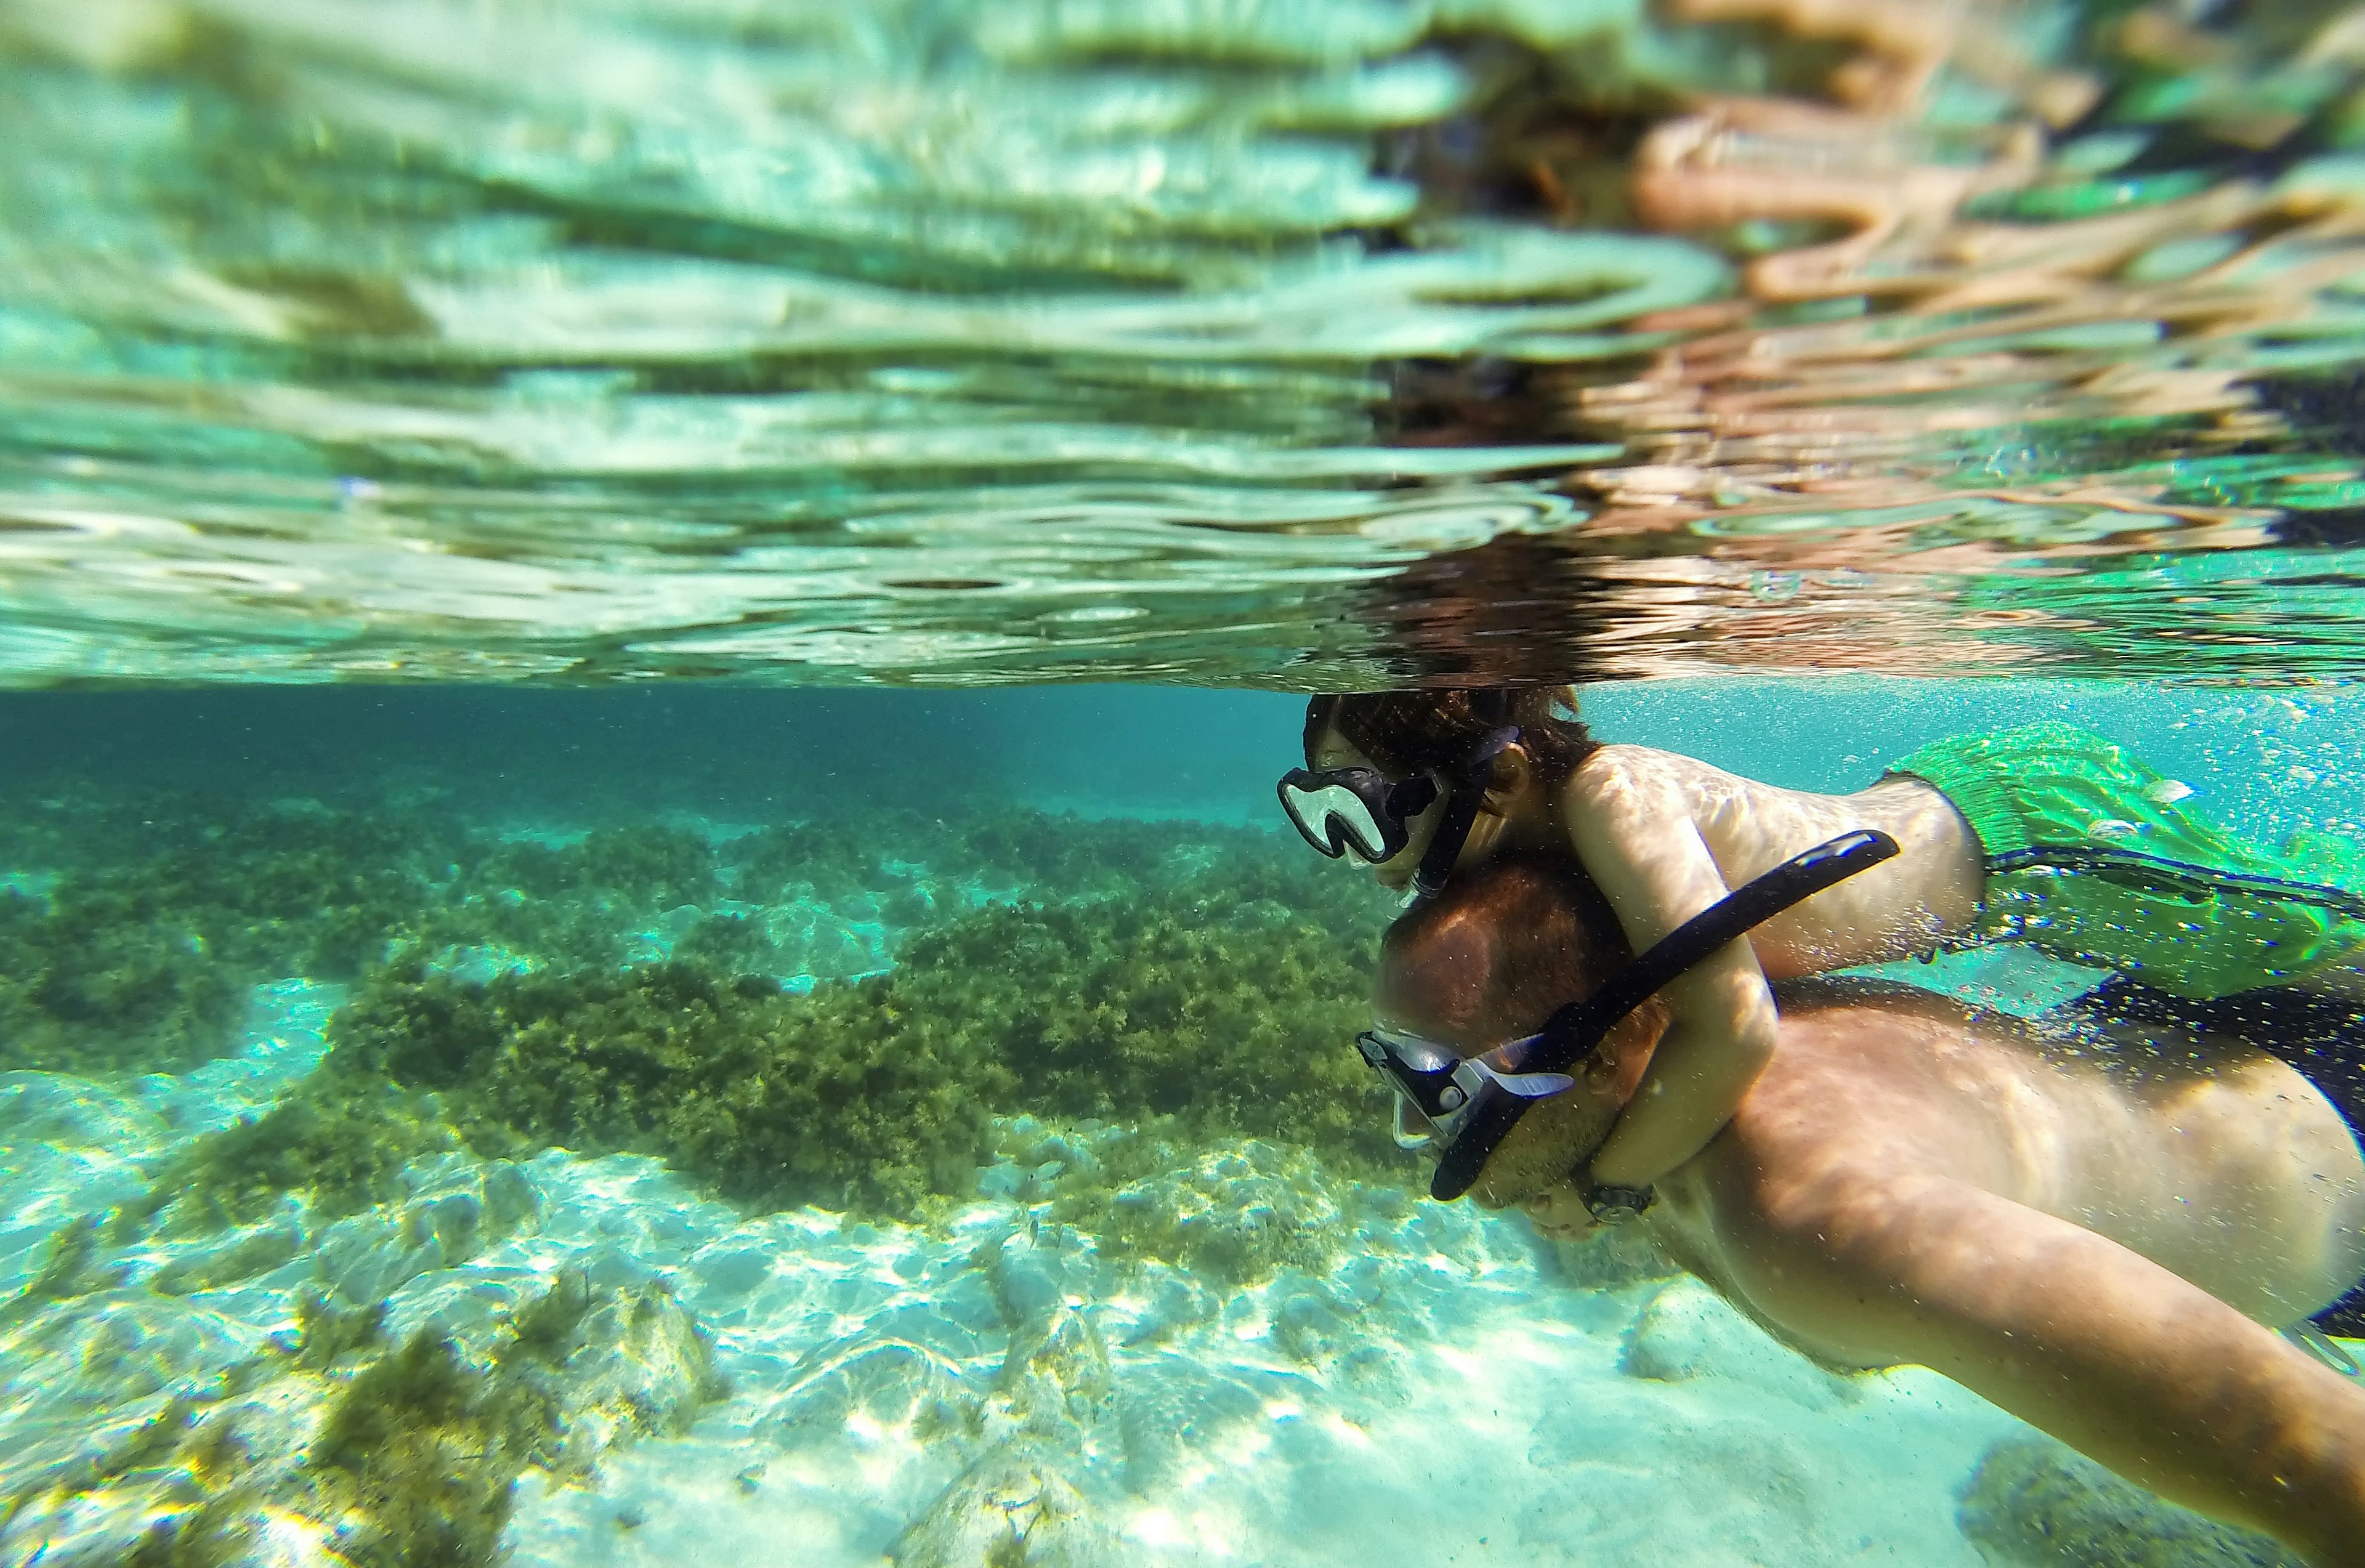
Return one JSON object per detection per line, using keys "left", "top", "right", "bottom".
{"left": 1373, "top": 852, "right": 1664, "bottom": 1211}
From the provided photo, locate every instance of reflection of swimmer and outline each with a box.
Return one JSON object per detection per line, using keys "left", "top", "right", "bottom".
{"left": 1280, "top": 689, "right": 2365, "bottom": 1213}
{"left": 1378, "top": 852, "right": 2365, "bottom": 1566}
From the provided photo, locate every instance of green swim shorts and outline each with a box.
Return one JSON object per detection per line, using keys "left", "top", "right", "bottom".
{"left": 1888, "top": 722, "right": 2365, "bottom": 1000}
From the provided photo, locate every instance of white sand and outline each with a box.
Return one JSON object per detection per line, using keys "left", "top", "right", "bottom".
{"left": 493, "top": 1168, "right": 2023, "bottom": 1568}
{"left": 0, "top": 982, "right": 2325, "bottom": 1568}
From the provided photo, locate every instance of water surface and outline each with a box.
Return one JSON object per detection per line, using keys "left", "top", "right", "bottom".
{"left": 11, "top": 0, "right": 2365, "bottom": 683}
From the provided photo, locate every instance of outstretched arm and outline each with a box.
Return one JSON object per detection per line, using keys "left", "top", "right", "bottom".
{"left": 1701, "top": 1150, "right": 2365, "bottom": 1567}
{"left": 1561, "top": 756, "right": 1781, "bottom": 1189}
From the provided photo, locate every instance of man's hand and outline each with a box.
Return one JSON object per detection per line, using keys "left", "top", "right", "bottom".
{"left": 1521, "top": 1184, "right": 1596, "bottom": 1240}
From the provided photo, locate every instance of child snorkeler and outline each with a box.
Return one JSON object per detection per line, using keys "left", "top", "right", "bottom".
{"left": 1279, "top": 687, "right": 2365, "bottom": 1209}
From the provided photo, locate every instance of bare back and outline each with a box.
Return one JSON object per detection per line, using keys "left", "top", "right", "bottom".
{"left": 1380, "top": 854, "right": 2365, "bottom": 1561}
{"left": 1663, "top": 980, "right": 2365, "bottom": 1343}
{"left": 1565, "top": 745, "right": 1987, "bottom": 975}
{"left": 1373, "top": 851, "right": 2365, "bottom": 1322}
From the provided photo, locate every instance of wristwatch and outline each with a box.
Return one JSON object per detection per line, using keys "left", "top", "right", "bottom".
{"left": 1583, "top": 1182, "right": 1656, "bottom": 1226}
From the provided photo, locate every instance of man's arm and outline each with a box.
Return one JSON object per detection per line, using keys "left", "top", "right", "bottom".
{"left": 1704, "top": 1157, "right": 2365, "bottom": 1567}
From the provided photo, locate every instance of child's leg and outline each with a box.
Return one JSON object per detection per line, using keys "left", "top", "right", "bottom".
{"left": 1689, "top": 1154, "right": 2365, "bottom": 1566}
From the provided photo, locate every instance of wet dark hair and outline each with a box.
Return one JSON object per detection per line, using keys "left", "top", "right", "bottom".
{"left": 1376, "top": 852, "right": 1654, "bottom": 1202}
{"left": 1377, "top": 852, "right": 1630, "bottom": 1049}
{"left": 1303, "top": 687, "right": 1601, "bottom": 793}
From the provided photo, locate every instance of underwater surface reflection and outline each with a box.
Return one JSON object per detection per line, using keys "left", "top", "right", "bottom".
{"left": 10, "top": 0, "right": 2365, "bottom": 682}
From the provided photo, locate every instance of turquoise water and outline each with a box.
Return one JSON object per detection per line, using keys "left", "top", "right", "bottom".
{"left": 7, "top": 1, "right": 2365, "bottom": 1564}
{"left": 1, "top": 679, "right": 2358, "bottom": 1566}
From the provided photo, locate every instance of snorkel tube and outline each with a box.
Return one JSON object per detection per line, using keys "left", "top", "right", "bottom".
{"left": 1425, "top": 828, "right": 1900, "bottom": 1203}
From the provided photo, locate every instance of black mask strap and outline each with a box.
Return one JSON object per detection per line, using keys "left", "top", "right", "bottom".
{"left": 1412, "top": 725, "right": 1519, "bottom": 902}
{"left": 1427, "top": 828, "right": 1900, "bottom": 1202}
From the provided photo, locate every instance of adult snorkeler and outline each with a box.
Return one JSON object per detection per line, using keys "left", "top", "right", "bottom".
{"left": 1372, "top": 847, "right": 2365, "bottom": 1566}
{"left": 1279, "top": 688, "right": 2365, "bottom": 1227}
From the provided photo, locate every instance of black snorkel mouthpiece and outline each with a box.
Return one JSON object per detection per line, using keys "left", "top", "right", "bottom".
{"left": 1423, "top": 828, "right": 1901, "bottom": 1203}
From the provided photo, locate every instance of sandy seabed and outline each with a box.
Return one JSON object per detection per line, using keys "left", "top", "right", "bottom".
{"left": 0, "top": 979, "right": 2324, "bottom": 1568}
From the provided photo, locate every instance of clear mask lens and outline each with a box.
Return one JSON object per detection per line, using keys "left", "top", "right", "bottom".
{"left": 1280, "top": 776, "right": 1392, "bottom": 862}
{"left": 1391, "top": 1095, "right": 1439, "bottom": 1150}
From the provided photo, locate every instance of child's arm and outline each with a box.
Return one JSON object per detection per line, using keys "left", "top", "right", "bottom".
{"left": 1559, "top": 754, "right": 1782, "bottom": 1190}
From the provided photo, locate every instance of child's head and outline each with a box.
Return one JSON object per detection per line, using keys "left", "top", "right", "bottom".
{"left": 1303, "top": 685, "right": 1598, "bottom": 788}
{"left": 1296, "top": 686, "right": 1600, "bottom": 889}
{"left": 1374, "top": 851, "right": 1664, "bottom": 1210}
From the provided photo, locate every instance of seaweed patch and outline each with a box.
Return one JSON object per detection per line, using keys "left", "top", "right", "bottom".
{"left": 298, "top": 846, "right": 1404, "bottom": 1222}
{"left": 0, "top": 1271, "right": 724, "bottom": 1568}
{"left": 6, "top": 791, "right": 1408, "bottom": 1229}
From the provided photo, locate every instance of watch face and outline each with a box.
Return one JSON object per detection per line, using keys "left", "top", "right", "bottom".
{"left": 1583, "top": 1184, "right": 1654, "bottom": 1224}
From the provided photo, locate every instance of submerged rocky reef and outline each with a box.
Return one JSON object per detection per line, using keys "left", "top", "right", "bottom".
{"left": 1958, "top": 1436, "right": 2303, "bottom": 1568}
{"left": 0, "top": 1261, "right": 722, "bottom": 1568}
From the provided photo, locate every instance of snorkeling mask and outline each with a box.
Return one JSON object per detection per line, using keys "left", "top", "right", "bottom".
{"left": 1279, "top": 716, "right": 1519, "bottom": 900}
{"left": 1360, "top": 828, "right": 1901, "bottom": 1203}
{"left": 1277, "top": 766, "right": 1438, "bottom": 866}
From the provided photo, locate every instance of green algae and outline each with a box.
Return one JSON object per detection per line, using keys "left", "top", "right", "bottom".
{"left": 974, "top": 1113, "right": 1434, "bottom": 1295}
{"left": 286, "top": 1289, "right": 392, "bottom": 1373}
{"left": 730, "top": 818, "right": 900, "bottom": 907}
{"left": 9, "top": 1215, "right": 129, "bottom": 1311}
{"left": 44, "top": 797, "right": 463, "bottom": 980}
{"left": 146, "top": 1078, "right": 461, "bottom": 1232}
{"left": 671, "top": 909, "right": 782, "bottom": 974}
{"left": 478, "top": 825, "right": 720, "bottom": 913}
{"left": 147, "top": 1226, "right": 307, "bottom": 1297}
{"left": 726, "top": 807, "right": 1167, "bottom": 908}
{"left": 0, "top": 885, "right": 249, "bottom": 1076}
{"left": 297, "top": 841, "right": 1399, "bottom": 1223}
{"left": 300, "top": 1330, "right": 513, "bottom": 1567}
{"left": 1036, "top": 1129, "right": 1372, "bottom": 1290}
{"left": 0, "top": 794, "right": 469, "bottom": 1075}
{"left": 326, "top": 959, "right": 1006, "bottom": 1217}
{"left": 0, "top": 802, "right": 744, "bottom": 1077}
{"left": 1957, "top": 1436, "right": 2300, "bottom": 1568}
{"left": 720, "top": 807, "right": 1323, "bottom": 938}
{"left": 287, "top": 1271, "right": 724, "bottom": 1566}
{"left": 395, "top": 806, "right": 1228, "bottom": 985}
{"left": 400, "top": 825, "right": 732, "bottom": 978}
{"left": 889, "top": 865, "right": 1400, "bottom": 1168}
{"left": 7, "top": 1271, "right": 724, "bottom": 1568}
{"left": 6, "top": 786, "right": 1407, "bottom": 1227}
{"left": 0, "top": 802, "right": 741, "bottom": 1078}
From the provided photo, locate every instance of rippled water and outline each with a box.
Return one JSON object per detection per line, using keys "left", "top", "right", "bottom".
{"left": 10, "top": 0, "right": 2365, "bottom": 683}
